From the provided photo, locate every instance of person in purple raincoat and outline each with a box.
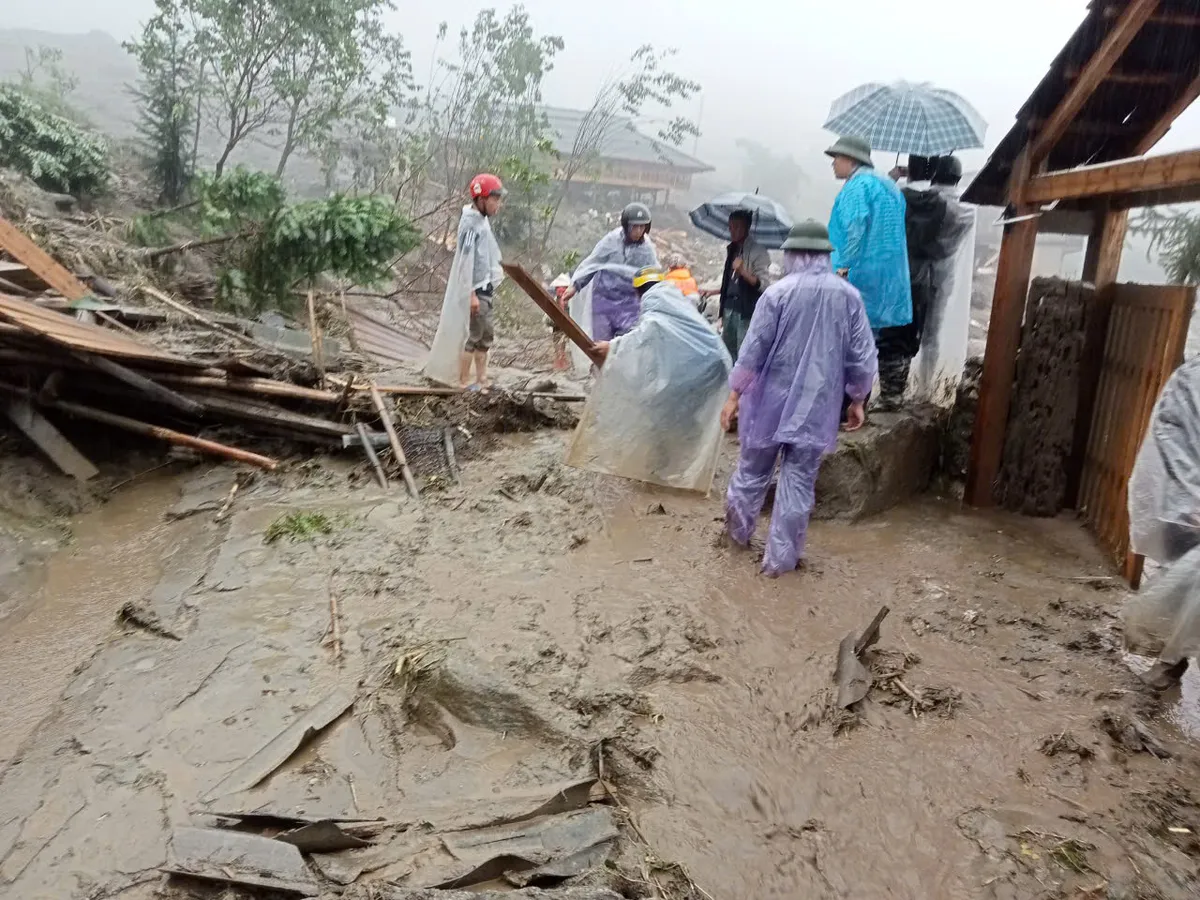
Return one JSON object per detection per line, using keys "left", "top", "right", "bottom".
{"left": 720, "top": 220, "right": 877, "bottom": 576}
{"left": 561, "top": 203, "right": 659, "bottom": 342}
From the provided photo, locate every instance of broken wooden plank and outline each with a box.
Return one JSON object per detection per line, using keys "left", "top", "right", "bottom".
{"left": 0, "top": 382, "right": 278, "bottom": 471}
{"left": 356, "top": 422, "right": 389, "bottom": 489}
{"left": 0, "top": 215, "right": 90, "bottom": 300}
{"left": 4, "top": 396, "right": 98, "bottom": 480}
{"left": 164, "top": 827, "right": 318, "bottom": 896}
{"left": 502, "top": 262, "right": 605, "bottom": 366}
{"left": 182, "top": 390, "right": 353, "bottom": 438}
{"left": 139, "top": 285, "right": 285, "bottom": 358}
{"left": 73, "top": 351, "right": 206, "bottom": 416}
{"left": 854, "top": 605, "right": 890, "bottom": 656}
{"left": 204, "top": 689, "right": 354, "bottom": 800}
{"left": 369, "top": 383, "right": 419, "bottom": 499}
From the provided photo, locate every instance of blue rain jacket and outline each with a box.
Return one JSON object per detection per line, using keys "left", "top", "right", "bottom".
{"left": 829, "top": 167, "right": 913, "bottom": 330}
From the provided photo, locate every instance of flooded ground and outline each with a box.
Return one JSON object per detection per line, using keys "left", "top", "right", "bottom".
{"left": 1, "top": 430, "right": 1198, "bottom": 899}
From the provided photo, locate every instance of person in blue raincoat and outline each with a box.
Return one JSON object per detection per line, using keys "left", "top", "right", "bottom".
{"left": 826, "top": 135, "right": 913, "bottom": 410}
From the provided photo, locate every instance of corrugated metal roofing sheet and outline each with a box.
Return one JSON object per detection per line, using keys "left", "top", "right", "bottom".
{"left": 344, "top": 300, "right": 428, "bottom": 368}
{"left": 0, "top": 294, "right": 208, "bottom": 369}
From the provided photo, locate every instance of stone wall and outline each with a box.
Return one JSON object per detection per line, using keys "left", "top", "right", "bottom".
{"left": 994, "top": 277, "right": 1094, "bottom": 516}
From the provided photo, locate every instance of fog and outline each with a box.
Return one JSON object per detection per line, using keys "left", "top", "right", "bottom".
{"left": 6, "top": 0, "right": 1200, "bottom": 222}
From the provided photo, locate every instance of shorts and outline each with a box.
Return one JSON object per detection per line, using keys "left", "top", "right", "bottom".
{"left": 465, "top": 291, "right": 495, "bottom": 352}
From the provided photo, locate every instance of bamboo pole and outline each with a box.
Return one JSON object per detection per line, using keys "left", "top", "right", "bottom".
{"left": 368, "top": 383, "right": 419, "bottom": 499}
{"left": 356, "top": 422, "right": 389, "bottom": 489}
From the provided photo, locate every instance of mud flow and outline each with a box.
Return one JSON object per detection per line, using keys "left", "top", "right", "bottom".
{"left": 1, "top": 431, "right": 1199, "bottom": 900}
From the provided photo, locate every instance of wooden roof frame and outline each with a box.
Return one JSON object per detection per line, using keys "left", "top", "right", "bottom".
{"left": 965, "top": 0, "right": 1200, "bottom": 507}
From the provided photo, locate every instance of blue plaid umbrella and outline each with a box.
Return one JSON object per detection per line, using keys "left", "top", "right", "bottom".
{"left": 824, "top": 82, "right": 986, "bottom": 156}
{"left": 689, "top": 192, "right": 793, "bottom": 250}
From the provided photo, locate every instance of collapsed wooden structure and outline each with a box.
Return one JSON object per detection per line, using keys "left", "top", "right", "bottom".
{"left": 962, "top": 0, "right": 1200, "bottom": 583}
{"left": 0, "top": 213, "right": 581, "bottom": 490}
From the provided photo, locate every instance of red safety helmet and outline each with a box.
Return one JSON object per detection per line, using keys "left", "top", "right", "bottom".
{"left": 469, "top": 173, "right": 506, "bottom": 199}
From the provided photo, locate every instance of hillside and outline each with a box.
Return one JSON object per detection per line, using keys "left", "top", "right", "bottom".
{"left": 0, "top": 29, "right": 139, "bottom": 138}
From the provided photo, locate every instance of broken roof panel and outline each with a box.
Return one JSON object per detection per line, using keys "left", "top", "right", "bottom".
{"left": 0, "top": 294, "right": 209, "bottom": 370}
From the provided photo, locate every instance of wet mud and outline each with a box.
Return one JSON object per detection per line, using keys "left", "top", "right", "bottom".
{"left": 1, "top": 431, "right": 1199, "bottom": 899}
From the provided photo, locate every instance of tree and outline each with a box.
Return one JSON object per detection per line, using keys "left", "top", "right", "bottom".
{"left": 126, "top": 8, "right": 198, "bottom": 204}
{"left": 1130, "top": 208, "right": 1200, "bottom": 285}
{"left": 542, "top": 45, "right": 700, "bottom": 243}
{"left": 17, "top": 46, "right": 80, "bottom": 118}
{"left": 0, "top": 86, "right": 108, "bottom": 195}
{"left": 270, "top": 0, "right": 413, "bottom": 178}
{"left": 138, "top": 167, "right": 420, "bottom": 314}
{"left": 414, "top": 8, "right": 564, "bottom": 245}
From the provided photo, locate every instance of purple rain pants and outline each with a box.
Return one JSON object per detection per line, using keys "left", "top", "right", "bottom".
{"left": 590, "top": 273, "right": 641, "bottom": 342}
{"left": 725, "top": 443, "right": 824, "bottom": 576}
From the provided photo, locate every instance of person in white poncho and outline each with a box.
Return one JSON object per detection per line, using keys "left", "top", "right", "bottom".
{"left": 1123, "top": 356, "right": 1200, "bottom": 689}
{"left": 423, "top": 173, "right": 506, "bottom": 391}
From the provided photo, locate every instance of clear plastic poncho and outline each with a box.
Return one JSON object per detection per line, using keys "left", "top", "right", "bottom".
{"left": 566, "top": 228, "right": 659, "bottom": 374}
{"left": 565, "top": 281, "right": 732, "bottom": 493}
{"left": 731, "top": 253, "right": 878, "bottom": 453}
{"left": 907, "top": 187, "right": 976, "bottom": 406}
{"left": 1123, "top": 357, "right": 1200, "bottom": 664}
{"left": 423, "top": 206, "right": 503, "bottom": 386}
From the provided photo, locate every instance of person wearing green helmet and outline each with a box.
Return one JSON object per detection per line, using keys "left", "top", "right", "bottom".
{"left": 826, "top": 135, "right": 913, "bottom": 410}
{"left": 721, "top": 219, "right": 877, "bottom": 576}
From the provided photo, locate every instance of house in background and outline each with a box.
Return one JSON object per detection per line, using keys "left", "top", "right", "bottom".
{"left": 542, "top": 106, "right": 713, "bottom": 208}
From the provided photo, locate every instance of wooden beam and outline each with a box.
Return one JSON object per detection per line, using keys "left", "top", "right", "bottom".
{"left": 1103, "top": 5, "right": 1200, "bottom": 26}
{"left": 0, "top": 215, "right": 91, "bottom": 301}
{"left": 1065, "top": 67, "right": 1179, "bottom": 86}
{"left": 1021, "top": 148, "right": 1200, "bottom": 203}
{"left": 501, "top": 262, "right": 605, "bottom": 366}
{"left": 4, "top": 396, "right": 99, "bottom": 480}
{"left": 965, "top": 214, "right": 1039, "bottom": 507}
{"left": 1031, "top": 0, "right": 1160, "bottom": 166}
{"left": 1132, "top": 69, "right": 1200, "bottom": 155}
{"left": 1067, "top": 207, "right": 1128, "bottom": 509}
{"left": 1030, "top": 117, "right": 1141, "bottom": 136}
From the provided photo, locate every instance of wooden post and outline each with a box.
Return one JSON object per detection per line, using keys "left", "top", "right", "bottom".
{"left": 1067, "top": 206, "right": 1129, "bottom": 510}
{"left": 965, "top": 213, "right": 1039, "bottom": 507}
{"left": 368, "top": 383, "right": 420, "bottom": 499}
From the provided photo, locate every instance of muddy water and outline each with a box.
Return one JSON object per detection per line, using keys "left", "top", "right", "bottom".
{"left": 0, "top": 477, "right": 180, "bottom": 765}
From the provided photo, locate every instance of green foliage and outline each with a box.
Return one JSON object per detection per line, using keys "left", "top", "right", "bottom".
{"left": 126, "top": 8, "right": 199, "bottom": 204}
{"left": 0, "top": 86, "right": 108, "bottom": 195}
{"left": 237, "top": 193, "right": 421, "bottom": 310}
{"left": 193, "top": 167, "right": 287, "bottom": 234}
{"left": 265, "top": 511, "right": 335, "bottom": 543}
{"left": 1131, "top": 208, "right": 1200, "bottom": 285}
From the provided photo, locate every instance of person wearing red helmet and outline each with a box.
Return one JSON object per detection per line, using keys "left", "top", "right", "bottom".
{"left": 424, "top": 174, "right": 506, "bottom": 389}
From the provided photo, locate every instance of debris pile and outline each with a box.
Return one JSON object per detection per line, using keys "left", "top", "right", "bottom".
{"left": 0, "top": 213, "right": 581, "bottom": 483}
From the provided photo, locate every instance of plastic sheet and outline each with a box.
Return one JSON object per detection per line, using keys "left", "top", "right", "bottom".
{"left": 1123, "top": 357, "right": 1200, "bottom": 663}
{"left": 423, "top": 207, "right": 503, "bottom": 386}
{"left": 565, "top": 282, "right": 732, "bottom": 493}
{"left": 908, "top": 188, "right": 976, "bottom": 406}
{"left": 1128, "top": 357, "right": 1200, "bottom": 564}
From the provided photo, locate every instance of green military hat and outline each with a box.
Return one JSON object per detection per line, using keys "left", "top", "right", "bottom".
{"left": 824, "top": 135, "right": 874, "bottom": 168}
{"left": 779, "top": 219, "right": 834, "bottom": 253}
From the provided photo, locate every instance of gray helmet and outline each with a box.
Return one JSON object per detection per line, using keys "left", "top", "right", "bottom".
{"left": 780, "top": 219, "right": 834, "bottom": 253}
{"left": 620, "top": 202, "right": 653, "bottom": 231}
{"left": 824, "top": 135, "right": 874, "bottom": 168}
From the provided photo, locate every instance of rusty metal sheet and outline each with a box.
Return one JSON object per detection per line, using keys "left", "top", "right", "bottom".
{"left": 0, "top": 294, "right": 208, "bottom": 370}
{"left": 344, "top": 300, "right": 428, "bottom": 368}
{"left": 0, "top": 215, "right": 89, "bottom": 300}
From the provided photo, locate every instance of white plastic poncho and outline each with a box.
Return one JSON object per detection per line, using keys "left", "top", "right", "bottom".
{"left": 423, "top": 206, "right": 503, "bottom": 386}
{"left": 565, "top": 281, "right": 732, "bottom": 493}
{"left": 566, "top": 228, "right": 659, "bottom": 374}
{"left": 908, "top": 188, "right": 976, "bottom": 406}
{"left": 1122, "top": 356, "right": 1200, "bottom": 663}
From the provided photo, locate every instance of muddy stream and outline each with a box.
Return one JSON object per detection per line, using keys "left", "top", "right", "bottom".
{"left": 2, "top": 433, "right": 1199, "bottom": 899}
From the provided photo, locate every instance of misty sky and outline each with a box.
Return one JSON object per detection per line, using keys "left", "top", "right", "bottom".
{"left": 9, "top": 0, "right": 1200, "bottom": 179}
